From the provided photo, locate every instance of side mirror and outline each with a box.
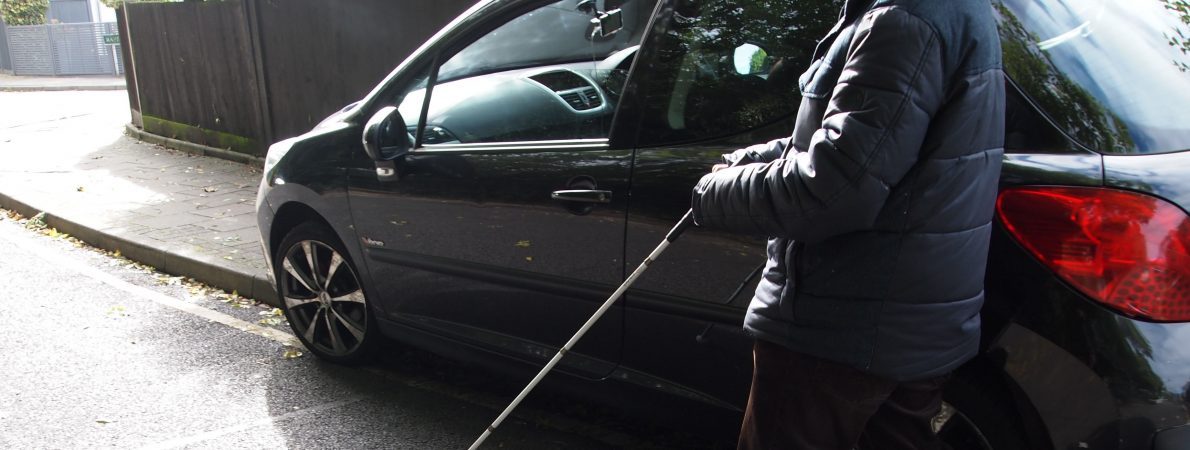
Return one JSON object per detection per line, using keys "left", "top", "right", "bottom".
{"left": 362, "top": 106, "right": 411, "bottom": 161}
{"left": 732, "top": 43, "right": 770, "bottom": 76}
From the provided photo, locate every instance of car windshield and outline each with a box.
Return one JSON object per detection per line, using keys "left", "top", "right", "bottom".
{"left": 994, "top": 0, "right": 1190, "bottom": 154}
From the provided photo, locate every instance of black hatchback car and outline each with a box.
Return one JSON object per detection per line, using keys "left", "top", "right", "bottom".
{"left": 255, "top": 0, "right": 1190, "bottom": 448}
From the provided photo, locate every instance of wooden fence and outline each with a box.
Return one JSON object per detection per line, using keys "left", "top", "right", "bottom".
{"left": 121, "top": 0, "right": 473, "bottom": 157}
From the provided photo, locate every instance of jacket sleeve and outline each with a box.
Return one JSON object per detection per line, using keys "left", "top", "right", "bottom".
{"left": 691, "top": 7, "right": 947, "bottom": 242}
{"left": 720, "top": 136, "right": 792, "bottom": 166}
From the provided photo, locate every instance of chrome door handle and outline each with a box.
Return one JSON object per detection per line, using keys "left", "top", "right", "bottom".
{"left": 550, "top": 189, "right": 612, "bottom": 204}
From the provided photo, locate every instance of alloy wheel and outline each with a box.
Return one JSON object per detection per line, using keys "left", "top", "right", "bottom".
{"left": 279, "top": 239, "right": 369, "bottom": 357}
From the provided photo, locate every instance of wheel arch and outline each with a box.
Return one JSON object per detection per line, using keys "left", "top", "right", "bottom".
{"left": 952, "top": 353, "right": 1055, "bottom": 450}
{"left": 269, "top": 202, "right": 336, "bottom": 262}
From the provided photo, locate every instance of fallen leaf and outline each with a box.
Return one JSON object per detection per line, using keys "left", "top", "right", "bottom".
{"left": 258, "top": 308, "right": 284, "bottom": 317}
{"left": 106, "top": 306, "right": 127, "bottom": 317}
{"left": 24, "top": 212, "right": 47, "bottom": 231}
{"left": 203, "top": 186, "right": 218, "bottom": 193}
{"left": 282, "top": 347, "right": 304, "bottom": 359}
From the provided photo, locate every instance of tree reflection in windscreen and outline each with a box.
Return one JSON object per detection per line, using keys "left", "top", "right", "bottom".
{"left": 994, "top": 0, "right": 1190, "bottom": 154}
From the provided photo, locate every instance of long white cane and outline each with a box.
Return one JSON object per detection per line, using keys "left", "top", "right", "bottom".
{"left": 469, "top": 210, "right": 697, "bottom": 449}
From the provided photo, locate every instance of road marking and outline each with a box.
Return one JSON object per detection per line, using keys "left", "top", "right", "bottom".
{"left": 1, "top": 113, "right": 93, "bottom": 129}
{"left": 0, "top": 225, "right": 301, "bottom": 348}
{"left": 138, "top": 398, "right": 363, "bottom": 450}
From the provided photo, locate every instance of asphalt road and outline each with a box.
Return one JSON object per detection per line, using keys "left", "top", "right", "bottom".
{"left": 0, "top": 214, "right": 640, "bottom": 449}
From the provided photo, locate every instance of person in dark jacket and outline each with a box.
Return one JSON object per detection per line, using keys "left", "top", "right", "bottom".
{"left": 690, "top": 0, "right": 1005, "bottom": 447}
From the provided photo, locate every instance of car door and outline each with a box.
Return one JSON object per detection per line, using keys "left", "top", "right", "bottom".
{"left": 611, "top": 0, "right": 843, "bottom": 408}
{"left": 346, "top": 0, "right": 658, "bottom": 379}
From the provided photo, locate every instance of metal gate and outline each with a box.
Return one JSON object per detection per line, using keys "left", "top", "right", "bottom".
{"left": 5, "top": 22, "right": 123, "bottom": 76}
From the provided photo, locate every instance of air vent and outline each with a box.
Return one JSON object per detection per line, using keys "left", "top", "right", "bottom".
{"left": 559, "top": 88, "right": 602, "bottom": 111}
{"left": 529, "top": 70, "right": 589, "bottom": 91}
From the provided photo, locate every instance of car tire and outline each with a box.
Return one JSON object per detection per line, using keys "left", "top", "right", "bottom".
{"left": 273, "top": 221, "right": 377, "bottom": 364}
{"left": 935, "top": 372, "right": 1034, "bottom": 450}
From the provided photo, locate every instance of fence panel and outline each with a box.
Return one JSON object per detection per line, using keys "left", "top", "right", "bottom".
{"left": 52, "top": 22, "right": 122, "bottom": 75}
{"left": 254, "top": 0, "right": 473, "bottom": 142}
{"left": 7, "top": 26, "right": 54, "bottom": 76}
{"left": 126, "top": 1, "right": 265, "bottom": 153}
{"left": 120, "top": 0, "right": 472, "bottom": 155}
{"left": 116, "top": 7, "right": 140, "bottom": 126}
{"left": 6, "top": 22, "right": 123, "bottom": 76}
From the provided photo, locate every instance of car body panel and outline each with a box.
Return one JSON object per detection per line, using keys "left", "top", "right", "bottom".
{"left": 1104, "top": 152, "right": 1190, "bottom": 215}
{"left": 346, "top": 143, "right": 632, "bottom": 379}
{"left": 255, "top": 0, "right": 1190, "bottom": 447}
{"left": 257, "top": 123, "right": 367, "bottom": 301}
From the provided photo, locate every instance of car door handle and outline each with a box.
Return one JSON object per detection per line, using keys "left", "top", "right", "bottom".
{"left": 550, "top": 189, "right": 612, "bottom": 204}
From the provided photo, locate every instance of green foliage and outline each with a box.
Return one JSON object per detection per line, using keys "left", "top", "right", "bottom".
{"left": 1161, "top": 0, "right": 1190, "bottom": 71}
{"left": 993, "top": 2, "right": 1134, "bottom": 152}
{"left": 0, "top": 0, "right": 49, "bottom": 26}
{"left": 97, "top": 0, "right": 156, "bottom": 10}
{"left": 748, "top": 47, "right": 768, "bottom": 74}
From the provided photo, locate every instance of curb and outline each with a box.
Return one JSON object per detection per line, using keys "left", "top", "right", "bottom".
{"left": 125, "top": 124, "right": 266, "bottom": 168}
{"left": 0, "top": 85, "right": 127, "bottom": 92}
{"left": 0, "top": 190, "right": 279, "bottom": 307}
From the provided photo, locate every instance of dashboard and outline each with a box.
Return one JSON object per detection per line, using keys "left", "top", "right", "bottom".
{"left": 404, "top": 47, "right": 638, "bottom": 145}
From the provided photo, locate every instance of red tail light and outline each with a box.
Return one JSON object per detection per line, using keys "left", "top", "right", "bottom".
{"left": 997, "top": 186, "right": 1190, "bottom": 322}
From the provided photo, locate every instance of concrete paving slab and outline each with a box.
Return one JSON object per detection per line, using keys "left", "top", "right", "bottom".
{"left": 0, "top": 90, "right": 276, "bottom": 304}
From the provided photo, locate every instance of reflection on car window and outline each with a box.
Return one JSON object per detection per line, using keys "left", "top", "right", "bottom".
{"left": 630, "top": 0, "right": 844, "bottom": 146}
{"left": 995, "top": 0, "right": 1190, "bottom": 154}
{"left": 416, "top": 0, "right": 657, "bottom": 145}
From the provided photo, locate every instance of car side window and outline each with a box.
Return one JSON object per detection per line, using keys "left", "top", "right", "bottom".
{"left": 415, "top": 0, "right": 657, "bottom": 145}
{"left": 629, "top": 0, "right": 843, "bottom": 146}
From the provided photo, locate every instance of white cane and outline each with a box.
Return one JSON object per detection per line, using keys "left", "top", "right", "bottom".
{"left": 469, "top": 210, "right": 697, "bottom": 450}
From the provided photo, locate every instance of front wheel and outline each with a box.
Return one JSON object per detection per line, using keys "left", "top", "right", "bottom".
{"left": 274, "top": 221, "right": 377, "bottom": 364}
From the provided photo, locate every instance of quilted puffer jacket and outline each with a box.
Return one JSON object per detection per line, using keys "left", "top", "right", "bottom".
{"left": 691, "top": 0, "right": 1005, "bottom": 380}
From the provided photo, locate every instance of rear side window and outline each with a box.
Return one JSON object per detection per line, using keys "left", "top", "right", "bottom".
{"left": 995, "top": 0, "right": 1190, "bottom": 154}
{"left": 627, "top": 0, "right": 843, "bottom": 147}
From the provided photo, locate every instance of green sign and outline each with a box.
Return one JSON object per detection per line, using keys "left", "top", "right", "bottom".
{"left": 103, "top": 34, "right": 119, "bottom": 45}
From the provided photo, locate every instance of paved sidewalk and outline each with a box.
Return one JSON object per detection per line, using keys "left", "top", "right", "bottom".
{"left": 0, "top": 90, "right": 275, "bottom": 303}
{"left": 0, "top": 73, "right": 126, "bottom": 91}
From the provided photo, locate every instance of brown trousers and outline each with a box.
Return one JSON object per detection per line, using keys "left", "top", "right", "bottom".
{"left": 737, "top": 340, "right": 950, "bottom": 450}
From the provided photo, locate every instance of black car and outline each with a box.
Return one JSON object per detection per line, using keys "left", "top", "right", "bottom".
{"left": 255, "top": 0, "right": 1190, "bottom": 448}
